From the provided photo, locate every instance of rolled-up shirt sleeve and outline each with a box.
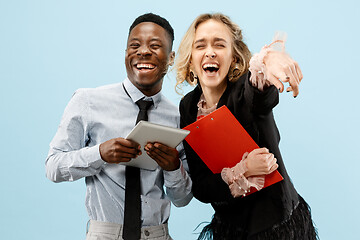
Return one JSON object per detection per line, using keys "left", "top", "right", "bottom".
{"left": 45, "top": 89, "right": 105, "bottom": 183}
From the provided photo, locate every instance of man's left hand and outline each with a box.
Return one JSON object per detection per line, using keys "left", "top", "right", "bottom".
{"left": 144, "top": 142, "right": 180, "bottom": 171}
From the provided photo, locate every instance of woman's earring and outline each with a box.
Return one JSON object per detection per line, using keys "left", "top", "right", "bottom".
{"left": 189, "top": 69, "right": 198, "bottom": 85}
{"left": 228, "top": 63, "right": 241, "bottom": 82}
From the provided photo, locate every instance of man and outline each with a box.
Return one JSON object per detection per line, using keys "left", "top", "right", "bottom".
{"left": 46, "top": 13, "right": 192, "bottom": 240}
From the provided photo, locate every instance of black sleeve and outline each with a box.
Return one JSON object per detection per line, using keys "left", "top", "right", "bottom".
{"left": 255, "top": 109, "right": 283, "bottom": 169}
{"left": 243, "top": 73, "right": 279, "bottom": 115}
{"left": 180, "top": 99, "right": 234, "bottom": 203}
{"left": 243, "top": 75, "right": 283, "bottom": 171}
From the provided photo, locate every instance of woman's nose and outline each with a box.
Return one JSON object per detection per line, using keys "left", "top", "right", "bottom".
{"left": 205, "top": 48, "right": 216, "bottom": 59}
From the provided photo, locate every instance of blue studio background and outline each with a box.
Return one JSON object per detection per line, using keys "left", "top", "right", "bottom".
{"left": 1, "top": 0, "right": 359, "bottom": 239}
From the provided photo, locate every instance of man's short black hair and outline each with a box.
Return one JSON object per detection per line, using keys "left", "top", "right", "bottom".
{"left": 129, "top": 13, "right": 174, "bottom": 44}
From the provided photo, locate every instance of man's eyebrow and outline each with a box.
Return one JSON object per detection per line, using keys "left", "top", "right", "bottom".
{"left": 128, "top": 37, "right": 140, "bottom": 42}
{"left": 128, "top": 38, "right": 163, "bottom": 43}
{"left": 149, "top": 38, "right": 162, "bottom": 42}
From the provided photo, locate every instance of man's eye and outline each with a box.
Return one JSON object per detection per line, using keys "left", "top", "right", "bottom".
{"left": 129, "top": 43, "right": 140, "bottom": 48}
{"left": 151, "top": 44, "right": 161, "bottom": 49}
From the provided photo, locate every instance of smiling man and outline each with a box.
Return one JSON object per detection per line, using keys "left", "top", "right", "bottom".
{"left": 125, "top": 19, "right": 175, "bottom": 96}
{"left": 45, "top": 13, "right": 192, "bottom": 240}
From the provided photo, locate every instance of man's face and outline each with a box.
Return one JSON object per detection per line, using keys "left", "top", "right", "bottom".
{"left": 125, "top": 22, "right": 174, "bottom": 96}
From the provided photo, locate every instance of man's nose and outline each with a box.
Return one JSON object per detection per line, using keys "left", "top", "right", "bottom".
{"left": 137, "top": 45, "right": 151, "bottom": 57}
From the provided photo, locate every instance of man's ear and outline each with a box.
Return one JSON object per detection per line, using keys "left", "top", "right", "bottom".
{"left": 168, "top": 51, "right": 175, "bottom": 66}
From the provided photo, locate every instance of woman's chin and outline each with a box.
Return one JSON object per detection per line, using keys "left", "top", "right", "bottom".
{"left": 199, "top": 78, "right": 227, "bottom": 90}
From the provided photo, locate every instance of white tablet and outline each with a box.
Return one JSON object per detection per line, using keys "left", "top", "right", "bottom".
{"left": 123, "top": 121, "right": 190, "bottom": 170}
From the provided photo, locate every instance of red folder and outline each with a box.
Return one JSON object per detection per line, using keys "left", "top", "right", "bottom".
{"left": 183, "top": 105, "right": 283, "bottom": 195}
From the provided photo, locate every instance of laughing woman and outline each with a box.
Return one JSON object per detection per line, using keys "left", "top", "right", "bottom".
{"left": 176, "top": 13, "right": 318, "bottom": 240}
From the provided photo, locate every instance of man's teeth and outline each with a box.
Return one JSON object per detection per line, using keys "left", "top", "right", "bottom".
{"left": 137, "top": 64, "right": 155, "bottom": 69}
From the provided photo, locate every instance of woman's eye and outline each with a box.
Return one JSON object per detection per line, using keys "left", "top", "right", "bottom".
{"left": 195, "top": 44, "right": 205, "bottom": 49}
{"left": 151, "top": 44, "right": 161, "bottom": 49}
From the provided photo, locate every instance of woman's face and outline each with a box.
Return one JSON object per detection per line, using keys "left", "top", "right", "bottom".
{"left": 191, "top": 19, "right": 234, "bottom": 90}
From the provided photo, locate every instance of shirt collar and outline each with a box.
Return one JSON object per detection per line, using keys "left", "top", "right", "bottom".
{"left": 123, "top": 78, "right": 161, "bottom": 108}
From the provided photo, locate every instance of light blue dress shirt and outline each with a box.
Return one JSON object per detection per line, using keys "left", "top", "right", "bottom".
{"left": 45, "top": 78, "right": 193, "bottom": 226}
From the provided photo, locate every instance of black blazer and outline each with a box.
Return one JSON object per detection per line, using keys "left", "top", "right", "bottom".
{"left": 180, "top": 72, "right": 299, "bottom": 236}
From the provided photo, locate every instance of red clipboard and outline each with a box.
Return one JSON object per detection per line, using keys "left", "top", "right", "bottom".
{"left": 183, "top": 105, "right": 283, "bottom": 195}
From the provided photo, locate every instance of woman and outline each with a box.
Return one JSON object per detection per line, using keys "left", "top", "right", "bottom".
{"left": 176, "top": 13, "right": 317, "bottom": 239}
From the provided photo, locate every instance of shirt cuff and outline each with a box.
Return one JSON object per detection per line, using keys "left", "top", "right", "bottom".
{"left": 74, "top": 144, "right": 106, "bottom": 169}
{"left": 79, "top": 144, "right": 105, "bottom": 169}
{"left": 163, "top": 162, "right": 187, "bottom": 188}
{"left": 59, "top": 144, "right": 105, "bottom": 182}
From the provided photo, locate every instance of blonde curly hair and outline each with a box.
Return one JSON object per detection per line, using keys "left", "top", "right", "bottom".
{"left": 175, "top": 13, "right": 251, "bottom": 94}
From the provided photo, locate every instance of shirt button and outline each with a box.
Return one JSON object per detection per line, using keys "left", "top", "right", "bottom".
{"left": 144, "top": 230, "right": 150, "bottom": 236}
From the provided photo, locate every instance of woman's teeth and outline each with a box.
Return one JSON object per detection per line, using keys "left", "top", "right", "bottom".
{"left": 203, "top": 63, "right": 219, "bottom": 72}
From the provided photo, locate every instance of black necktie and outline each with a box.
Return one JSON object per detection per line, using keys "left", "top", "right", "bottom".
{"left": 123, "top": 98, "right": 153, "bottom": 240}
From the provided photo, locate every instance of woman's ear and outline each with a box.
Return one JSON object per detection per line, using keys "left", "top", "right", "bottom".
{"left": 232, "top": 56, "right": 237, "bottom": 64}
{"left": 168, "top": 51, "right": 175, "bottom": 66}
{"left": 189, "top": 58, "right": 195, "bottom": 71}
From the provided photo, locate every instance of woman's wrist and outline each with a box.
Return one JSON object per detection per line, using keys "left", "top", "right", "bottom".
{"left": 249, "top": 32, "right": 287, "bottom": 91}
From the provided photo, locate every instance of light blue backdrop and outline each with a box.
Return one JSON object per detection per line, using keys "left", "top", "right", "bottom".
{"left": 1, "top": 0, "right": 359, "bottom": 239}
